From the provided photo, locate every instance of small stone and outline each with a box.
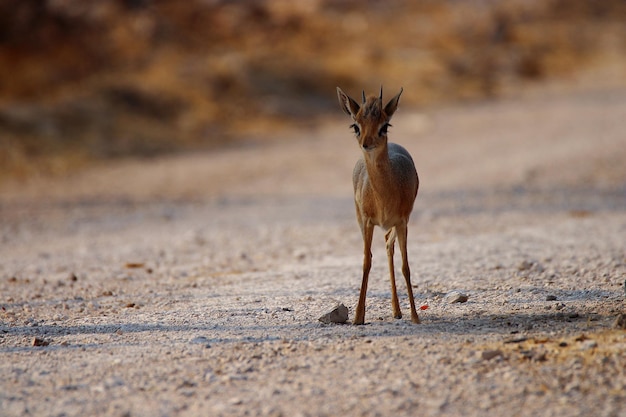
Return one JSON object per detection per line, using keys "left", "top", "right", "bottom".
{"left": 546, "top": 295, "right": 557, "bottom": 301}
{"left": 579, "top": 340, "right": 597, "bottom": 350}
{"left": 503, "top": 336, "right": 527, "bottom": 344}
{"left": 293, "top": 249, "right": 307, "bottom": 261}
{"left": 481, "top": 350, "right": 502, "bottom": 360}
{"left": 517, "top": 260, "right": 533, "bottom": 271}
{"left": 190, "top": 336, "right": 210, "bottom": 345}
{"left": 32, "top": 337, "right": 49, "bottom": 347}
{"left": 229, "top": 397, "right": 244, "bottom": 406}
{"left": 613, "top": 313, "right": 626, "bottom": 330}
{"left": 189, "top": 336, "right": 211, "bottom": 349}
{"left": 318, "top": 303, "right": 349, "bottom": 324}
{"left": 446, "top": 291, "right": 468, "bottom": 304}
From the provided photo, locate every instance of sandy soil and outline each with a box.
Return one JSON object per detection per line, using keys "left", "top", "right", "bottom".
{"left": 1, "top": 84, "right": 625, "bottom": 417}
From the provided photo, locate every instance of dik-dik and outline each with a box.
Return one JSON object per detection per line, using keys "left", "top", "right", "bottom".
{"left": 336, "top": 87, "right": 420, "bottom": 325}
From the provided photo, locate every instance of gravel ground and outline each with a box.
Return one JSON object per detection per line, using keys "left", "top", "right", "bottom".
{"left": 1, "top": 85, "right": 625, "bottom": 417}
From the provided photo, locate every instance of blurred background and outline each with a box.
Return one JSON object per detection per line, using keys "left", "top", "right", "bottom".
{"left": 1, "top": 0, "right": 625, "bottom": 181}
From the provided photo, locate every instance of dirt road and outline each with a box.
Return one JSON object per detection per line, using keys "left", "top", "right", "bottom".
{"left": 1, "top": 85, "right": 625, "bottom": 417}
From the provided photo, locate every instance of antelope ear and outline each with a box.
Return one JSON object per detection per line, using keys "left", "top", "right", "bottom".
{"left": 384, "top": 87, "right": 403, "bottom": 118}
{"left": 337, "top": 87, "right": 360, "bottom": 118}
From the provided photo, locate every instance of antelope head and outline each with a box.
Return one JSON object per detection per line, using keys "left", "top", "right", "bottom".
{"left": 337, "top": 86, "right": 403, "bottom": 152}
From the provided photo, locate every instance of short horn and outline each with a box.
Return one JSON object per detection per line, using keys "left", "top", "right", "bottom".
{"left": 362, "top": 90, "right": 366, "bottom": 104}
{"left": 379, "top": 85, "right": 383, "bottom": 101}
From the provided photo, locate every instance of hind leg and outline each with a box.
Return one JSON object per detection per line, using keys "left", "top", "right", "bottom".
{"left": 397, "top": 222, "right": 420, "bottom": 324}
{"left": 385, "top": 228, "right": 402, "bottom": 319}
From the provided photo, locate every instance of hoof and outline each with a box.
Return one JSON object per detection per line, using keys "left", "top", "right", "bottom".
{"left": 411, "top": 315, "right": 421, "bottom": 324}
{"left": 393, "top": 313, "right": 402, "bottom": 319}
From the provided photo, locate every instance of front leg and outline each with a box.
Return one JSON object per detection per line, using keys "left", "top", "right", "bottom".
{"left": 354, "top": 220, "right": 374, "bottom": 325}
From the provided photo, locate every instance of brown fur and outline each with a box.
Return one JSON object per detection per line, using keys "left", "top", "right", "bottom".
{"left": 337, "top": 87, "right": 420, "bottom": 324}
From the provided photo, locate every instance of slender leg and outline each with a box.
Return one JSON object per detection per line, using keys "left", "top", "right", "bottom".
{"left": 385, "top": 228, "right": 402, "bottom": 319}
{"left": 354, "top": 220, "right": 374, "bottom": 325}
{"left": 397, "top": 222, "right": 420, "bottom": 324}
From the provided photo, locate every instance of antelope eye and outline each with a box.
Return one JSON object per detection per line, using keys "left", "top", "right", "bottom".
{"left": 379, "top": 123, "right": 391, "bottom": 136}
{"left": 350, "top": 123, "right": 360, "bottom": 136}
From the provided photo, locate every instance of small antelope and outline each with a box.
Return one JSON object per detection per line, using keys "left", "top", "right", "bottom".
{"left": 336, "top": 86, "right": 420, "bottom": 325}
